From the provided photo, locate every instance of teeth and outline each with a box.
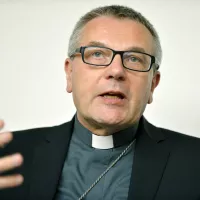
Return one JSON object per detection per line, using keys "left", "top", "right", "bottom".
{"left": 103, "top": 95, "right": 121, "bottom": 99}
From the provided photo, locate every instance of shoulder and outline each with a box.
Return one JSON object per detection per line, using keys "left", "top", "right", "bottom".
{"left": 144, "top": 117, "right": 200, "bottom": 141}
{"left": 160, "top": 127, "right": 200, "bottom": 154}
{"left": 144, "top": 118, "right": 200, "bottom": 153}
{"left": 5, "top": 119, "right": 74, "bottom": 151}
{"left": 12, "top": 121, "right": 71, "bottom": 140}
{"left": 160, "top": 126, "right": 200, "bottom": 142}
{"left": 0, "top": 119, "right": 75, "bottom": 159}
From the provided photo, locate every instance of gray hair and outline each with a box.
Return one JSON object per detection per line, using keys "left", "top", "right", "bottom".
{"left": 68, "top": 5, "right": 162, "bottom": 66}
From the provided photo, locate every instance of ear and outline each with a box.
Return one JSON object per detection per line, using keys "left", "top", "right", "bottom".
{"left": 64, "top": 58, "right": 73, "bottom": 93}
{"left": 148, "top": 71, "right": 160, "bottom": 104}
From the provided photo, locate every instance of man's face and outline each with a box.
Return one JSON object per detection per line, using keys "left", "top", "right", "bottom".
{"left": 65, "top": 16, "right": 160, "bottom": 135}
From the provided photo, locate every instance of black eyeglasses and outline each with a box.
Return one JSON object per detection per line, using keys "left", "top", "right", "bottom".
{"left": 70, "top": 46, "right": 159, "bottom": 72}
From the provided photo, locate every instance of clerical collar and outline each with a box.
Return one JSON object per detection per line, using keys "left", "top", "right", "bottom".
{"left": 73, "top": 116, "right": 138, "bottom": 149}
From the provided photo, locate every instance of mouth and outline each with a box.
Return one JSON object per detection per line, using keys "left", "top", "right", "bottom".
{"left": 99, "top": 91, "right": 126, "bottom": 99}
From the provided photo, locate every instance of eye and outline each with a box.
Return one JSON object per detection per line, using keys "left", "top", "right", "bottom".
{"left": 92, "top": 51, "right": 103, "bottom": 58}
{"left": 129, "top": 56, "right": 139, "bottom": 62}
{"left": 124, "top": 55, "right": 141, "bottom": 63}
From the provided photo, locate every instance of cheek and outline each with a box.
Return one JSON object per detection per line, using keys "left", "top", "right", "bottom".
{"left": 71, "top": 64, "right": 99, "bottom": 107}
{"left": 129, "top": 75, "right": 152, "bottom": 103}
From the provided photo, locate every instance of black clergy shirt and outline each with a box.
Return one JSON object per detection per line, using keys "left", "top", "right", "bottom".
{"left": 55, "top": 116, "right": 138, "bottom": 200}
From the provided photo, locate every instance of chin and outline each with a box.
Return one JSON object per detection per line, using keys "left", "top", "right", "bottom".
{"left": 93, "top": 110, "right": 127, "bottom": 126}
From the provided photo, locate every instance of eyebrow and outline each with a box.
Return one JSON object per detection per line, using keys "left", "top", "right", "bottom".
{"left": 86, "top": 41, "right": 147, "bottom": 53}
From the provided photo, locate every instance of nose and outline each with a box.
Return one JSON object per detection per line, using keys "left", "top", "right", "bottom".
{"left": 104, "top": 54, "right": 126, "bottom": 81}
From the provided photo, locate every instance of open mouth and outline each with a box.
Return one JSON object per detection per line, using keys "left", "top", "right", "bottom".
{"left": 100, "top": 92, "right": 125, "bottom": 99}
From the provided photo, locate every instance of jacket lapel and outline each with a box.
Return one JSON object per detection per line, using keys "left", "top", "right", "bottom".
{"left": 28, "top": 116, "right": 170, "bottom": 200}
{"left": 29, "top": 119, "right": 74, "bottom": 200}
{"left": 128, "top": 117, "right": 170, "bottom": 200}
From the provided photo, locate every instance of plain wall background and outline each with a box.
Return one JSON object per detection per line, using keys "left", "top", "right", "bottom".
{"left": 0, "top": 0, "right": 200, "bottom": 138}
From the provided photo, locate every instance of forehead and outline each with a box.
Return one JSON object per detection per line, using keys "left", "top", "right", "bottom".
{"left": 79, "top": 16, "right": 154, "bottom": 54}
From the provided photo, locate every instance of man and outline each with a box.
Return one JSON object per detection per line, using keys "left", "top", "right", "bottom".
{"left": 0, "top": 4, "right": 200, "bottom": 200}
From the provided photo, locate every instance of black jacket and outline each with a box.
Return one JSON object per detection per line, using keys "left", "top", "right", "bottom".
{"left": 0, "top": 117, "right": 200, "bottom": 200}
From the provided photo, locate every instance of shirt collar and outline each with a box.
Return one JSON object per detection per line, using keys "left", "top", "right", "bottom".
{"left": 73, "top": 115, "right": 138, "bottom": 149}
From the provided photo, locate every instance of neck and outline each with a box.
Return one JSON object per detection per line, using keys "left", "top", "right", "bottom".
{"left": 76, "top": 113, "right": 138, "bottom": 136}
{"left": 74, "top": 115, "right": 139, "bottom": 149}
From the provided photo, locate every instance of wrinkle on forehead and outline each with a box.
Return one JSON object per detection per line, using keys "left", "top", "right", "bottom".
{"left": 86, "top": 41, "right": 148, "bottom": 54}
{"left": 79, "top": 16, "right": 155, "bottom": 55}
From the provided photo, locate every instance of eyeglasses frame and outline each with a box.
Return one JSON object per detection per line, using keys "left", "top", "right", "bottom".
{"left": 70, "top": 46, "right": 159, "bottom": 72}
